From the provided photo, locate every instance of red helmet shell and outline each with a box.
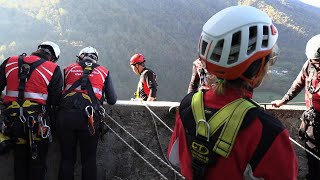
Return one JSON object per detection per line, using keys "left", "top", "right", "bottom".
{"left": 130, "top": 54, "right": 145, "bottom": 65}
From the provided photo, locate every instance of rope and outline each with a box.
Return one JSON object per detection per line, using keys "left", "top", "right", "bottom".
{"left": 148, "top": 107, "right": 177, "bottom": 180}
{"left": 141, "top": 101, "right": 173, "bottom": 132}
{"left": 104, "top": 112, "right": 186, "bottom": 179}
{"left": 103, "top": 122, "right": 168, "bottom": 180}
{"left": 289, "top": 137, "right": 320, "bottom": 161}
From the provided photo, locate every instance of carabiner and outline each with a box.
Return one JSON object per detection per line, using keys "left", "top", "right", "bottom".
{"left": 85, "top": 106, "right": 94, "bottom": 118}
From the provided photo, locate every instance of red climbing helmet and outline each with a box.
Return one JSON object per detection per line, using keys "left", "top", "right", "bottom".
{"left": 130, "top": 54, "right": 145, "bottom": 65}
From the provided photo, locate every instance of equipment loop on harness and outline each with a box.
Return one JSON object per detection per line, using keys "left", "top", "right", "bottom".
{"left": 196, "top": 119, "right": 210, "bottom": 142}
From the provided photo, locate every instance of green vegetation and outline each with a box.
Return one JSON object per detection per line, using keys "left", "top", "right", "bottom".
{"left": 0, "top": 0, "right": 318, "bottom": 101}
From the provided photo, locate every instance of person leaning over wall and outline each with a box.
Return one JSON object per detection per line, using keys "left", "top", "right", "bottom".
{"left": 0, "top": 41, "right": 63, "bottom": 180}
{"left": 57, "top": 46, "right": 117, "bottom": 180}
{"left": 168, "top": 5, "right": 298, "bottom": 180}
{"left": 271, "top": 34, "right": 320, "bottom": 180}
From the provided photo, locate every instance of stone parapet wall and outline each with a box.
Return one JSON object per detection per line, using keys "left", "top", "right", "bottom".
{"left": 0, "top": 101, "right": 308, "bottom": 180}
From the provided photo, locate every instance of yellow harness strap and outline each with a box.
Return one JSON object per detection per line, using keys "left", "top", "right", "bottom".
{"left": 6, "top": 100, "right": 40, "bottom": 116}
{"left": 191, "top": 91, "right": 256, "bottom": 158}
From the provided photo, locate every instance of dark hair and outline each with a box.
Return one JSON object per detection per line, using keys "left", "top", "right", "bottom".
{"left": 31, "top": 49, "right": 52, "bottom": 61}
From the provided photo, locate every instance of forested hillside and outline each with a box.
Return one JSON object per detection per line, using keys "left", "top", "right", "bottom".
{"left": 0, "top": 0, "right": 319, "bottom": 101}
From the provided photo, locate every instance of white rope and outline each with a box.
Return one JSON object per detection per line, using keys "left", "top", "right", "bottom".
{"left": 148, "top": 108, "right": 178, "bottom": 180}
{"left": 289, "top": 137, "right": 320, "bottom": 161}
{"left": 103, "top": 121, "right": 168, "bottom": 180}
{"left": 104, "top": 113, "right": 186, "bottom": 179}
{"left": 141, "top": 101, "right": 173, "bottom": 132}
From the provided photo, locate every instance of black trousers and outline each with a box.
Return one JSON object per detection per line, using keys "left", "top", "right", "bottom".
{"left": 9, "top": 116, "right": 49, "bottom": 180}
{"left": 57, "top": 110, "right": 99, "bottom": 180}
{"left": 13, "top": 141, "right": 49, "bottom": 180}
{"left": 305, "top": 143, "right": 320, "bottom": 180}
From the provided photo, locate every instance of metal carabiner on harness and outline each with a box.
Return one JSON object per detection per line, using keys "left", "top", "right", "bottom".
{"left": 85, "top": 106, "right": 95, "bottom": 136}
{"left": 99, "top": 105, "right": 106, "bottom": 118}
{"left": 38, "top": 115, "right": 51, "bottom": 139}
{"left": 196, "top": 119, "right": 211, "bottom": 142}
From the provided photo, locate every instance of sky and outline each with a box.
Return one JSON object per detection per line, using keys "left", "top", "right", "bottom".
{"left": 299, "top": 0, "right": 320, "bottom": 8}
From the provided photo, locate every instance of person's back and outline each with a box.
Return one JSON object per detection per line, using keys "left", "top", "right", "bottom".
{"left": 57, "top": 46, "right": 117, "bottom": 180}
{"left": 168, "top": 5, "right": 298, "bottom": 180}
{"left": 0, "top": 41, "right": 62, "bottom": 180}
{"left": 170, "top": 88, "right": 297, "bottom": 179}
{"left": 3, "top": 55, "right": 58, "bottom": 104}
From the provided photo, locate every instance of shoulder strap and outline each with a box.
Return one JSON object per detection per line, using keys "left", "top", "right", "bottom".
{"left": 307, "top": 62, "right": 320, "bottom": 95}
{"left": 191, "top": 91, "right": 257, "bottom": 158}
{"left": 63, "top": 62, "right": 101, "bottom": 108}
{"left": 18, "top": 55, "right": 46, "bottom": 100}
{"left": 135, "top": 69, "right": 149, "bottom": 99}
{"left": 189, "top": 91, "right": 257, "bottom": 180}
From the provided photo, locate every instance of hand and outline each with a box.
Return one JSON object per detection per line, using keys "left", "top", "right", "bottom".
{"left": 298, "top": 128, "right": 306, "bottom": 140}
{"left": 147, "top": 97, "right": 156, "bottom": 101}
{"left": 270, "top": 100, "right": 284, "bottom": 108}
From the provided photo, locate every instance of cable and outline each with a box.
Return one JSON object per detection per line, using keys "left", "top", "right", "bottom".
{"left": 148, "top": 108, "right": 177, "bottom": 180}
{"left": 104, "top": 112, "right": 186, "bottom": 179}
{"left": 104, "top": 122, "right": 168, "bottom": 180}
{"left": 141, "top": 101, "right": 173, "bottom": 132}
{"left": 289, "top": 137, "right": 320, "bottom": 160}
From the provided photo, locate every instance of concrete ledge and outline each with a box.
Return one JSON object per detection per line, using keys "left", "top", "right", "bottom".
{"left": 0, "top": 101, "right": 308, "bottom": 180}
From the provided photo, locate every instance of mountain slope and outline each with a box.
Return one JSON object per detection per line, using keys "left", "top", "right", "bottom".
{"left": 0, "top": 0, "right": 319, "bottom": 101}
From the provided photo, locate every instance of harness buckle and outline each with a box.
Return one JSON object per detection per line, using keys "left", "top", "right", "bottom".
{"left": 196, "top": 119, "right": 210, "bottom": 142}
{"left": 20, "top": 64, "right": 30, "bottom": 75}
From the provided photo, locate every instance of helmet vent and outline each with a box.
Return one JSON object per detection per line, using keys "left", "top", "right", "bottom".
{"left": 210, "top": 39, "right": 224, "bottom": 62}
{"left": 262, "top": 25, "right": 269, "bottom": 48}
{"left": 247, "top": 26, "right": 257, "bottom": 55}
{"left": 201, "top": 40, "right": 208, "bottom": 56}
{"left": 228, "top": 31, "right": 241, "bottom": 64}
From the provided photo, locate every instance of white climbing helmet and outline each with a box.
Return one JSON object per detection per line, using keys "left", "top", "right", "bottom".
{"left": 79, "top": 46, "right": 99, "bottom": 60}
{"left": 38, "top": 41, "right": 60, "bottom": 62}
{"left": 306, "top": 34, "right": 320, "bottom": 59}
{"left": 198, "top": 6, "right": 278, "bottom": 80}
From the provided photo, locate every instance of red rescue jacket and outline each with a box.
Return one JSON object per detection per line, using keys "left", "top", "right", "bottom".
{"left": 168, "top": 88, "right": 298, "bottom": 180}
{"left": 4, "top": 55, "right": 57, "bottom": 105}
{"left": 64, "top": 62, "right": 108, "bottom": 100}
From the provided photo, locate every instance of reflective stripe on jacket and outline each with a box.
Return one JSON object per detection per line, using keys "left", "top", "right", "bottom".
{"left": 64, "top": 63, "right": 108, "bottom": 100}
{"left": 4, "top": 55, "right": 57, "bottom": 105}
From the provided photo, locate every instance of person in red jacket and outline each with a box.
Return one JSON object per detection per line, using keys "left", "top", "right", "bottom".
{"left": 271, "top": 34, "right": 320, "bottom": 180}
{"left": 168, "top": 6, "right": 298, "bottom": 180}
{"left": 57, "top": 46, "right": 117, "bottom": 180}
{"left": 0, "top": 41, "right": 63, "bottom": 180}
{"left": 130, "top": 53, "right": 158, "bottom": 101}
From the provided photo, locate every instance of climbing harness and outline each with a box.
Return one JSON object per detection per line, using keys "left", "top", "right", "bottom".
{"left": 85, "top": 106, "right": 95, "bottom": 136}
{"left": 62, "top": 61, "right": 107, "bottom": 136}
{"left": 186, "top": 91, "right": 257, "bottom": 179}
{"left": 2, "top": 54, "right": 50, "bottom": 158}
